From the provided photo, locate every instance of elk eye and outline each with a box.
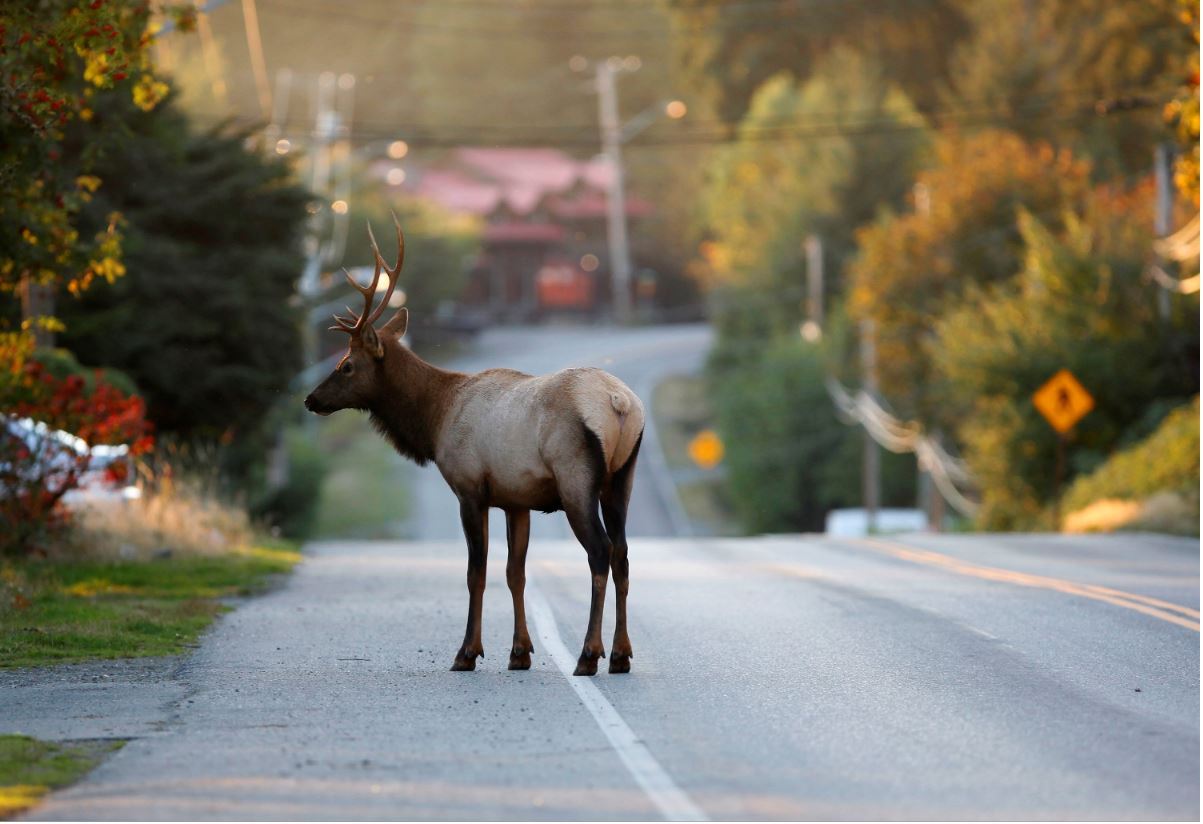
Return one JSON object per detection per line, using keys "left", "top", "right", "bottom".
{"left": 341, "top": 362, "right": 353, "bottom": 375}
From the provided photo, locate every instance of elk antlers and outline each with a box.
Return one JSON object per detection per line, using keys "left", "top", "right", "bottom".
{"left": 331, "top": 211, "right": 406, "bottom": 336}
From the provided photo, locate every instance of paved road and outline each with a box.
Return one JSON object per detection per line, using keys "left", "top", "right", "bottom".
{"left": 9, "top": 325, "right": 1200, "bottom": 820}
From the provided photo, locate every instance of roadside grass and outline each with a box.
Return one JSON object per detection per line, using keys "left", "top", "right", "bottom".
{"left": 312, "top": 412, "right": 408, "bottom": 539}
{"left": 652, "top": 374, "right": 739, "bottom": 535}
{"left": 0, "top": 734, "right": 122, "bottom": 818}
{"left": 1062, "top": 396, "right": 1199, "bottom": 535}
{"left": 0, "top": 542, "right": 299, "bottom": 669}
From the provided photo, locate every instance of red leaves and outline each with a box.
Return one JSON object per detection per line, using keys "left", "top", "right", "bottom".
{"left": 1, "top": 359, "right": 154, "bottom": 555}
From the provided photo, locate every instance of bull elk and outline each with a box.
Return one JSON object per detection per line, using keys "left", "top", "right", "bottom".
{"left": 304, "top": 216, "right": 645, "bottom": 676}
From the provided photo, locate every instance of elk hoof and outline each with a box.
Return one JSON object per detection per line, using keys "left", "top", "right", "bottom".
{"left": 573, "top": 657, "right": 599, "bottom": 676}
{"left": 508, "top": 650, "right": 532, "bottom": 670}
{"left": 450, "top": 648, "right": 480, "bottom": 671}
{"left": 608, "top": 654, "right": 631, "bottom": 674}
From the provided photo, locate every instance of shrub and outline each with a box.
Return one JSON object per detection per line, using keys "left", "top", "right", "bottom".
{"left": 710, "top": 334, "right": 916, "bottom": 533}
{"left": 933, "top": 209, "right": 1198, "bottom": 529}
{"left": 0, "top": 334, "right": 153, "bottom": 556}
{"left": 250, "top": 429, "right": 328, "bottom": 540}
{"left": 1062, "top": 396, "right": 1199, "bottom": 533}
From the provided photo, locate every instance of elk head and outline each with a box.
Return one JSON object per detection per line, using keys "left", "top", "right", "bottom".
{"left": 304, "top": 214, "right": 409, "bottom": 416}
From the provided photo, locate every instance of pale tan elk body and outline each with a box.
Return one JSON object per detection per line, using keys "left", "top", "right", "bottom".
{"left": 304, "top": 217, "right": 645, "bottom": 676}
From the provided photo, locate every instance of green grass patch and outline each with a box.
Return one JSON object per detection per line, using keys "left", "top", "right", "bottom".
{"left": 0, "top": 734, "right": 122, "bottom": 818}
{"left": 0, "top": 543, "right": 299, "bottom": 669}
{"left": 312, "top": 412, "right": 408, "bottom": 539}
{"left": 652, "top": 374, "right": 739, "bottom": 534}
{"left": 653, "top": 373, "right": 714, "bottom": 471}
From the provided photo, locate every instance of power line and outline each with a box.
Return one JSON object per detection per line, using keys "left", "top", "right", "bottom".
{"left": 205, "top": 85, "right": 1163, "bottom": 150}
{"left": 826, "top": 376, "right": 980, "bottom": 517}
{"left": 247, "top": 0, "right": 960, "bottom": 38}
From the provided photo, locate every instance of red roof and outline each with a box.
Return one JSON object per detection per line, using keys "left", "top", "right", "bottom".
{"left": 483, "top": 222, "right": 565, "bottom": 243}
{"left": 398, "top": 148, "right": 649, "bottom": 221}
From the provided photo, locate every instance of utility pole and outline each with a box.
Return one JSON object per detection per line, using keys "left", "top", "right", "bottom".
{"left": 595, "top": 60, "right": 633, "bottom": 324}
{"left": 1154, "top": 143, "right": 1175, "bottom": 321}
{"left": 298, "top": 71, "right": 338, "bottom": 434}
{"left": 860, "top": 319, "right": 881, "bottom": 534}
{"left": 928, "top": 431, "right": 946, "bottom": 532}
{"left": 805, "top": 234, "right": 823, "bottom": 330}
{"left": 912, "top": 181, "right": 938, "bottom": 530}
{"left": 19, "top": 276, "right": 54, "bottom": 348}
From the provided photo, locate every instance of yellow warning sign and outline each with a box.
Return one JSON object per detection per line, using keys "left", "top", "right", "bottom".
{"left": 1033, "top": 369, "right": 1095, "bottom": 434}
{"left": 688, "top": 429, "right": 724, "bottom": 470}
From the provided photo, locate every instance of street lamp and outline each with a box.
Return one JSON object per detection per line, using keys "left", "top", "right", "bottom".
{"left": 575, "top": 56, "right": 685, "bottom": 323}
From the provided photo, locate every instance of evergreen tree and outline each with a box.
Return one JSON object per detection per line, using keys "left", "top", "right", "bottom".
{"left": 57, "top": 94, "right": 310, "bottom": 449}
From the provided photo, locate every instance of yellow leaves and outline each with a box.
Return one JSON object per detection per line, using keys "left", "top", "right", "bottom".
{"left": 64, "top": 212, "right": 126, "bottom": 296}
{"left": 68, "top": 256, "right": 125, "bottom": 296}
{"left": 76, "top": 175, "right": 102, "bottom": 202}
{"left": 20, "top": 316, "right": 66, "bottom": 334}
{"left": 0, "top": 784, "right": 48, "bottom": 817}
{"left": 20, "top": 229, "right": 37, "bottom": 246}
{"left": 132, "top": 75, "right": 169, "bottom": 112}
{"left": 95, "top": 256, "right": 125, "bottom": 283}
{"left": 0, "top": 332, "right": 35, "bottom": 379}
{"left": 82, "top": 51, "right": 110, "bottom": 87}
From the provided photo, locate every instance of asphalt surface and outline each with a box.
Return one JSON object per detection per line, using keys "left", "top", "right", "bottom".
{"left": 4, "top": 324, "right": 1199, "bottom": 821}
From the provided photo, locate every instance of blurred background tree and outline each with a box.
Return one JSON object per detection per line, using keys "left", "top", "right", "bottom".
{"left": 3, "top": 0, "right": 1197, "bottom": 540}
{"left": 55, "top": 92, "right": 310, "bottom": 459}
{"left": 848, "top": 131, "right": 1093, "bottom": 423}
{"left": 934, "top": 205, "right": 1197, "bottom": 528}
{"left": 0, "top": 0, "right": 187, "bottom": 328}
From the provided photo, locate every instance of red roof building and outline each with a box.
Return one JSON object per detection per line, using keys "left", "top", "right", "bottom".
{"left": 380, "top": 148, "right": 651, "bottom": 320}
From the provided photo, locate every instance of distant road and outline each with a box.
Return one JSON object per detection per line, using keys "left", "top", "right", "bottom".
{"left": 17, "top": 325, "right": 1200, "bottom": 821}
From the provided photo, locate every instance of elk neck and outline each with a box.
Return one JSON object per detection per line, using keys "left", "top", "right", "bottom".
{"left": 367, "top": 341, "right": 465, "bottom": 466}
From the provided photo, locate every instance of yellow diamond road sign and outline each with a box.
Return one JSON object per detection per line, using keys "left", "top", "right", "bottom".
{"left": 688, "top": 429, "right": 724, "bottom": 470}
{"left": 1033, "top": 369, "right": 1095, "bottom": 434}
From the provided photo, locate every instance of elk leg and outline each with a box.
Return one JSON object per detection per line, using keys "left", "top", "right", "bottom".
{"left": 564, "top": 497, "right": 612, "bottom": 676}
{"left": 601, "top": 494, "right": 633, "bottom": 674}
{"left": 505, "top": 508, "right": 534, "bottom": 670}
{"left": 452, "top": 498, "right": 487, "bottom": 672}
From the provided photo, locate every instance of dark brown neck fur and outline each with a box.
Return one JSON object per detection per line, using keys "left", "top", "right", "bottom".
{"left": 366, "top": 341, "right": 464, "bottom": 466}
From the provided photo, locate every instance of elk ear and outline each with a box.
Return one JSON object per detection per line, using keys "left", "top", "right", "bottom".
{"left": 361, "top": 324, "right": 384, "bottom": 359}
{"left": 379, "top": 307, "right": 409, "bottom": 341}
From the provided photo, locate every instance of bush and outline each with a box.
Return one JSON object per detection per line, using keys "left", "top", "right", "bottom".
{"left": 74, "top": 443, "right": 255, "bottom": 559}
{"left": 0, "top": 334, "right": 153, "bottom": 556}
{"left": 710, "top": 333, "right": 916, "bottom": 533}
{"left": 933, "top": 207, "right": 1198, "bottom": 529}
{"left": 251, "top": 428, "right": 328, "bottom": 540}
{"left": 1062, "top": 396, "right": 1199, "bottom": 528}
{"left": 30, "top": 347, "right": 139, "bottom": 398}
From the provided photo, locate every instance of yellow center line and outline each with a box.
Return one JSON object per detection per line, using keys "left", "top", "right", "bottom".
{"left": 854, "top": 537, "right": 1200, "bottom": 633}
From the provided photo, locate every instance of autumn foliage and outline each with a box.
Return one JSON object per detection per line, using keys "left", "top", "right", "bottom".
{"left": 0, "top": 0, "right": 188, "bottom": 305}
{"left": 0, "top": 334, "right": 153, "bottom": 556}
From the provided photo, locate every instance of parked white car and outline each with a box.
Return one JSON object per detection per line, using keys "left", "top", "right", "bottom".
{"left": 824, "top": 507, "right": 929, "bottom": 537}
{"left": 0, "top": 416, "right": 140, "bottom": 508}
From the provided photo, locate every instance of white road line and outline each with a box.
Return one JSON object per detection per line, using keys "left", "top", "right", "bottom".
{"left": 526, "top": 580, "right": 708, "bottom": 822}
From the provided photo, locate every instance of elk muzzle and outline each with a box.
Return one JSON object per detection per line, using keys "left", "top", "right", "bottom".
{"left": 303, "top": 391, "right": 334, "bottom": 416}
